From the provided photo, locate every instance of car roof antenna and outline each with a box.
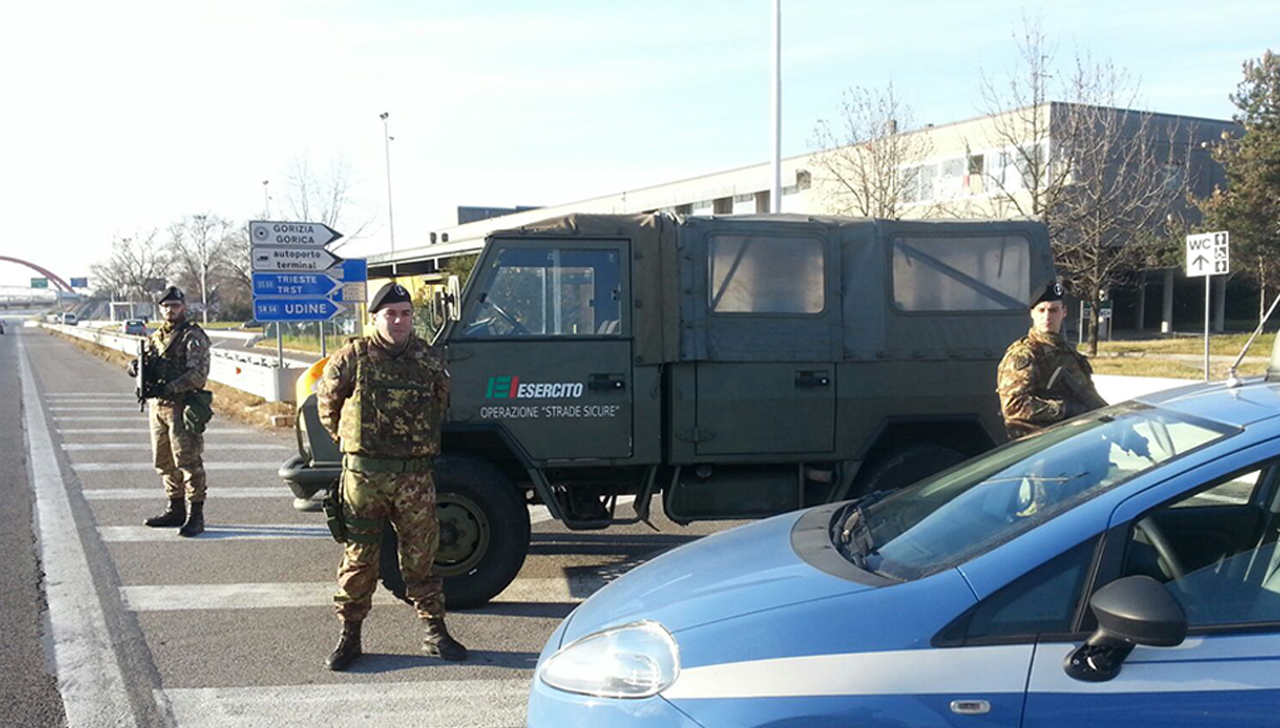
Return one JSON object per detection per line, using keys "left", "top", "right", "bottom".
{"left": 1232, "top": 293, "right": 1280, "bottom": 388}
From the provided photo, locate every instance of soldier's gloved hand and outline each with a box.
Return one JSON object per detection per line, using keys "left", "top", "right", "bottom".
{"left": 1062, "top": 399, "right": 1090, "bottom": 418}
{"left": 127, "top": 359, "right": 139, "bottom": 378}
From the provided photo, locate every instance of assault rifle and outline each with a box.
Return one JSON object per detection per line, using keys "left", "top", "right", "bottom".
{"left": 134, "top": 340, "right": 162, "bottom": 411}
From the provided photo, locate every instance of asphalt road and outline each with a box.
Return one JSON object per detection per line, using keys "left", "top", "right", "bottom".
{"left": 6, "top": 326, "right": 735, "bottom": 728}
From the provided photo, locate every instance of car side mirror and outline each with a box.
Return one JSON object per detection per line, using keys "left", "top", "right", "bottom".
{"left": 1064, "top": 575, "right": 1186, "bottom": 682}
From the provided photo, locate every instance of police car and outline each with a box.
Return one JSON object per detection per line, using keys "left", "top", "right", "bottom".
{"left": 530, "top": 357, "right": 1280, "bottom": 726}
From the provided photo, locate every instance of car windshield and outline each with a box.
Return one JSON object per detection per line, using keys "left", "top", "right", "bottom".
{"left": 837, "top": 403, "right": 1236, "bottom": 581}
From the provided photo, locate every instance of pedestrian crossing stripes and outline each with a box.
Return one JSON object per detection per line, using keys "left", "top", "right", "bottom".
{"left": 121, "top": 576, "right": 604, "bottom": 612}
{"left": 57, "top": 428, "right": 260, "bottom": 434}
{"left": 156, "top": 680, "right": 529, "bottom": 728}
{"left": 84, "top": 488, "right": 284, "bottom": 500}
{"left": 63, "top": 443, "right": 288, "bottom": 451}
{"left": 101, "top": 524, "right": 331, "bottom": 542}
{"left": 75, "top": 462, "right": 282, "bottom": 472}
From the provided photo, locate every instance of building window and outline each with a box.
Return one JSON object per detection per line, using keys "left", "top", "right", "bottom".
{"left": 692, "top": 200, "right": 713, "bottom": 213}
{"left": 968, "top": 154, "right": 985, "bottom": 176}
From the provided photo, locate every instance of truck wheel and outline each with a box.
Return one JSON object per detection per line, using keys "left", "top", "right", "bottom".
{"left": 855, "top": 445, "right": 966, "bottom": 496}
{"left": 378, "top": 456, "right": 531, "bottom": 609}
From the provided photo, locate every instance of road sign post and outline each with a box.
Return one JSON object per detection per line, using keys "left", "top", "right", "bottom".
{"left": 1186, "top": 231, "right": 1230, "bottom": 382}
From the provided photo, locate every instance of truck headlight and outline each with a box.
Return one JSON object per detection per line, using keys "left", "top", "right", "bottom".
{"left": 539, "top": 620, "right": 679, "bottom": 699}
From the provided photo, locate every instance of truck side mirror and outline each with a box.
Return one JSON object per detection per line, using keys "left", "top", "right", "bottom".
{"left": 445, "top": 275, "right": 462, "bottom": 321}
{"left": 1064, "top": 575, "right": 1186, "bottom": 682}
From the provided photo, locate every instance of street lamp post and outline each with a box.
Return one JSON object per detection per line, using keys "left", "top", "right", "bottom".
{"left": 380, "top": 111, "right": 397, "bottom": 277}
{"left": 192, "top": 214, "right": 210, "bottom": 325}
{"left": 263, "top": 179, "right": 270, "bottom": 217}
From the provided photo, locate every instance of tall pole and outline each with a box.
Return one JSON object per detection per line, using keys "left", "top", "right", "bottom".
{"left": 380, "top": 111, "right": 397, "bottom": 277}
{"left": 262, "top": 179, "right": 270, "bottom": 217}
{"left": 770, "top": 0, "right": 782, "bottom": 213}
{"left": 1204, "top": 276, "right": 1211, "bottom": 382}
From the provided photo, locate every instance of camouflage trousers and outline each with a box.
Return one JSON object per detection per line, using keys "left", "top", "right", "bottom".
{"left": 333, "top": 468, "right": 443, "bottom": 623}
{"left": 150, "top": 400, "right": 206, "bottom": 502}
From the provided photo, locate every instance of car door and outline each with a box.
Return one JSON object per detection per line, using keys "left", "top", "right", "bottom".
{"left": 1022, "top": 448, "right": 1280, "bottom": 728}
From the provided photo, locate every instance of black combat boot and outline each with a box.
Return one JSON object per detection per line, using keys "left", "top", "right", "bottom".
{"left": 178, "top": 501, "right": 204, "bottom": 537}
{"left": 144, "top": 498, "right": 185, "bottom": 528}
{"left": 423, "top": 618, "right": 468, "bottom": 661}
{"left": 326, "top": 621, "right": 363, "bottom": 671}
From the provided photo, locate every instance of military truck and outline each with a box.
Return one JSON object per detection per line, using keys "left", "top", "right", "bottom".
{"left": 281, "top": 212, "right": 1056, "bottom": 608}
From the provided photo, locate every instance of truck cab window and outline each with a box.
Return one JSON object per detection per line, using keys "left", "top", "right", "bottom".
{"left": 461, "top": 247, "right": 621, "bottom": 337}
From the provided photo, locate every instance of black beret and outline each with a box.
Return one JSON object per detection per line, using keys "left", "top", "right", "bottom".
{"left": 368, "top": 281, "right": 412, "bottom": 313}
{"left": 1032, "top": 280, "right": 1065, "bottom": 307}
{"left": 157, "top": 286, "right": 185, "bottom": 304}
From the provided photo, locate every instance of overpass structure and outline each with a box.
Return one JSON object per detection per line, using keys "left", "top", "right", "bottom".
{"left": 0, "top": 255, "right": 77, "bottom": 294}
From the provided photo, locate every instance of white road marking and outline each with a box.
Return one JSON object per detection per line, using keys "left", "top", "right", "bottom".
{"left": 64, "top": 443, "right": 288, "bottom": 451}
{"left": 49, "top": 407, "right": 139, "bottom": 411}
{"left": 100, "top": 524, "right": 331, "bottom": 542}
{"left": 75, "top": 462, "right": 282, "bottom": 472}
{"left": 45, "top": 394, "right": 137, "bottom": 398}
{"left": 84, "top": 488, "right": 284, "bottom": 500}
{"left": 18, "top": 336, "right": 139, "bottom": 728}
{"left": 56, "top": 416, "right": 157, "bottom": 422}
{"left": 156, "top": 680, "right": 529, "bottom": 728}
{"left": 122, "top": 576, "right": 605, "bottom": 612}
{"left": 58, "top": 428, "right": 259, "bottom": 434}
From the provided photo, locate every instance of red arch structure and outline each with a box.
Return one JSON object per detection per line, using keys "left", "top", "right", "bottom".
{"left": 0, "top": 255, "right": 76, "bottom": 294}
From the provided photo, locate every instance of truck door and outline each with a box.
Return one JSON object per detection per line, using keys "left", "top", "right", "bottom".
{"left": 686, "top": 224, "right": 840, "bottom": 456}
{"left": 447, "top": 239, "right": 633, "bottom": 461}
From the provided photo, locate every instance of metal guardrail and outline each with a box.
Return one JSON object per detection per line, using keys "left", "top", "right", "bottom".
{"left": 44, "top": 324, "right": 310, "bottom": 403}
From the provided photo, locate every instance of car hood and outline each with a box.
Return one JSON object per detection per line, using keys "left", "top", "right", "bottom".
{"left": 560, "top": 507, "right": 880, "bottom": 644}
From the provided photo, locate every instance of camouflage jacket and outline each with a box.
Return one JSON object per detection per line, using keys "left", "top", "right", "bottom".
{"left": 996, "top": 328, "right": 1099, "bottom": 439}
{"left": 316, "top": 334, "right": 449, "bottom": 458}
{"left": 147, "top": 320, "right": 210, "bottom": 401}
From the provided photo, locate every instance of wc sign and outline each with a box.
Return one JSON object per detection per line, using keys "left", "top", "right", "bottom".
{"left": 1185, "top": 231, "right": 1229, "bottom": 277}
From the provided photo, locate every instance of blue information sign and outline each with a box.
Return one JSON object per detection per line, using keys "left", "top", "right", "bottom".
{"left": 254, "top": 298, "right": 345, "bottom": 322}
{"left": 253, "top": 273, "right": 339, "bottom": 298}
{"left": 70, "top": 277, "right": 89, "bottom": 288}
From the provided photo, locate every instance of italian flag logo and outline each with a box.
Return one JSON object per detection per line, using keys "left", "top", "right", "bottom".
{"left": 486, "top": 376, "right": 520, "bottom": 398}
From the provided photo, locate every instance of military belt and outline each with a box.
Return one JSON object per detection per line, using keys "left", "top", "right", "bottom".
{"left": 343, "top": 454, "right": 434, "bottom": 473}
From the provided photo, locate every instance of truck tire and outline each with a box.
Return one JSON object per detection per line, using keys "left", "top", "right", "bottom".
{"left": 378, "top": 456, "right": 531, "bottom": 609}
{"left": 855, "top": 444, "right": 966, "bottom": 496}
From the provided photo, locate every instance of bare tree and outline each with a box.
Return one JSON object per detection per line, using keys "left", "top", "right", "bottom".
{"left": 167, "top": 214, "right": 240, "bottom": 324}
{"left": 809, "top": 84, "right": 938, "bottom": 219}
{"left": 282, "top": 153, "right": 372, "bottom": 248}
{"left": 90, "top": 231, "right": 171, "bottom": 303}
{"left": 979, "top": 16, "right": 1195, "bottom": 354}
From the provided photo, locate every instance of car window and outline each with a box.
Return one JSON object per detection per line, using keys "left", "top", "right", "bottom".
{"left": 941, "top": 537, "right": 1099, "bottom": 644}
{"left": 1121, "top": 464, "right": 1280, "bottom": 628}
{"left": 850, "top": 403, "right": 1234, "bottom": 581}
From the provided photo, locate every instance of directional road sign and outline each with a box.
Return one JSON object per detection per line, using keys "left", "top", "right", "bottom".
{"left": 251, "top": 245, "right": 341, "bottom": 272}
{"left": 1186, "top": 231, "right": 1229, "bottom": 278}
{"left": 253, "top": 272, "right": 339, "bottom": 298}
{"left": 249, "top": 220, "right": 342, "bottom": 248}
{"left": 254, "top": 298, "right": 346, "bottom": 322}
{"left": 70, "top": 277, "right": 89, "bottom": 288}
{"left": 31, "top": 278, "right": 48, "bottom": 289}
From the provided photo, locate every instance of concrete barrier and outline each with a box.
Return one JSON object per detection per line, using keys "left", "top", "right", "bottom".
{"left": 44, "top": 324, "right": 310, "bottom": 403}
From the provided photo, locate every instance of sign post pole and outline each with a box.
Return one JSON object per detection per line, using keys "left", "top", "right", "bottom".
{"left": 1186, "top": 231, "right": 1230, "bottom": 383}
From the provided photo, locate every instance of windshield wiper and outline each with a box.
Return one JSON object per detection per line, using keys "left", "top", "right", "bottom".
{"left": 839, "top": 490, "right": 889, "bottom": 562}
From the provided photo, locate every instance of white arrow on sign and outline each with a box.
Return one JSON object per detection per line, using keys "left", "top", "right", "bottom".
{"left": 249, "top": 221, "right": 343, "bottom": 248}
{"left": 252, "top": 245, "right": 340, "bottom": 272}
{"left": 1185, "top": 231, "right": 1228, "bottom": 278}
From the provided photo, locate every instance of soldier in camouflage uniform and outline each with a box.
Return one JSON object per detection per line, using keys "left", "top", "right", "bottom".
{"left": 996, "top": 281, "right": 1105, "bottom": 439}
{"left": 316, "top": 281, "right": 467, "bottom": 671}
{"left": 129, "top": 286, "right": 212, "bottom": 537}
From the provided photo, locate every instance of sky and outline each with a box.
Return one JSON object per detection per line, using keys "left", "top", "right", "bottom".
{"left": 0, "top": 0, "right": 1276, "bottom": 289}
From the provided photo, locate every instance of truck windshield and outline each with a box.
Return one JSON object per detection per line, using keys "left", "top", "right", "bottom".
{"left": 460, "top": 246, "right": 621, "bottom": 337}
{"left": 839, "top": 403, "right": 1235, "bottom": 581}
